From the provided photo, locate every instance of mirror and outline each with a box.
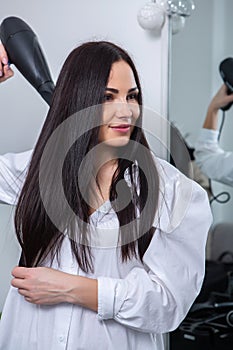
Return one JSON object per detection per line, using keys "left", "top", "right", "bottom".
{"left": 170, "top": 0, "right": 233, "bottom": 224}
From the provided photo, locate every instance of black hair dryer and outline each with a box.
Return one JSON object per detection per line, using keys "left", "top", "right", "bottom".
{"left": 219, "top": 57, "right": 233, "bottom": 111}
{"left": 0, "top": 16, "right": 55, "bottom": 106}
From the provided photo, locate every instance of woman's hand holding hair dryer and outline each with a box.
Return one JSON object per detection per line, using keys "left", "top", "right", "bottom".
{"left": 0, "top": 42, "right": 14, "bottom": 83}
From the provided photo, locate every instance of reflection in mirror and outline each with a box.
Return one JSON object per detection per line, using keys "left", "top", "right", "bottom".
{"left": 169, "top": 4, "right": 233, "bottom": 349}
{"left": 170, "top": 0, "right": 233, "bottom": 224}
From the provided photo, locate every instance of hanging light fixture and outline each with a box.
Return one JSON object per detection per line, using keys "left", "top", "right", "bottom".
{"left": 137, "top": 1, "right": 165, "bottom": 31}
{"left": 157, "top": 0, "right": 195, "bottom": 16}
{"left": 137, "top": 0, "right": 195, "bottom": 34}
{"left": 171, "top": 14, "right": 186, "bottom": 34}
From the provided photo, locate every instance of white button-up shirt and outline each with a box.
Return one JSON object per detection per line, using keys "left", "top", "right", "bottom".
{"left": 0, "top": 151, "right": 212, "bottom": 350}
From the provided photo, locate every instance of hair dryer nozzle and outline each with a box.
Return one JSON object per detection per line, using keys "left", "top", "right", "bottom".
{"left": 0, "top": 16, "right": 55, "bottom": 106}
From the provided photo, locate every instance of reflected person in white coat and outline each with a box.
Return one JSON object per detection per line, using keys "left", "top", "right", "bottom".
{"left": 0, "top": 42, "right": 212, "bottom": 350}
{"left": 195, "top": 84, "right": 233, "bottom": 186}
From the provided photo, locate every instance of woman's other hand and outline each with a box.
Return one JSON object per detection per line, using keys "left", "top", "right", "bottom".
{"left": 11, "top": 266, "right": 98, "bottom": 311}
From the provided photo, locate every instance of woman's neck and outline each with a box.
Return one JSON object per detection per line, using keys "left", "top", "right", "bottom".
{"left": 88, "top": 148, "right": 119, "bottom": 215}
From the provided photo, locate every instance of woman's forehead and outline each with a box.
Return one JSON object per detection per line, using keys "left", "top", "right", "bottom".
{"left": 107, "top": 61, "right": 137, "bottom": 88}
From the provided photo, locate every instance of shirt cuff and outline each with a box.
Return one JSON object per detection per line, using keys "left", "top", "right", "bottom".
{"left": 98, "top": 277, "right": 117, "bottom": 320}
{"left": 197, "top": 128, "right": 219, "bottom": 143}
{"left": 97, "top": 277, "right": 128, "bottom": 320}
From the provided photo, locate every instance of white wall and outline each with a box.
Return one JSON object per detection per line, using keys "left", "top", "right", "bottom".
{"left": 0, "top": 1, "right": 169, "bottom": 312}
{"left": 170, "top": 0, "right": 233, "bottom": 223}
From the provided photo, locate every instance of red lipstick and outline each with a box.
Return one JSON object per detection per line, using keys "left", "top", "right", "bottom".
{"left": 110, "top": 124, "right": 131, "bottom": 133}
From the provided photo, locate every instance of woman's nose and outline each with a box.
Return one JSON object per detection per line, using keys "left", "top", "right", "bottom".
{"left": 114, "top": 101, "right": 133, "bottom": 118}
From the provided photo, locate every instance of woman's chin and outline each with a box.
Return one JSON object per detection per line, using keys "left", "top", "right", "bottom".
{"left": 103, "top": 137, "right": 130, "bottom": 148}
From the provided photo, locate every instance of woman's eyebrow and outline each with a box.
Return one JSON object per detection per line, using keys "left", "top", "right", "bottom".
{"left": 128, "top": 87, "right": 138, "bottom": 93}
{"left": 105, "top": 87, "right": 138, "bottom": 93}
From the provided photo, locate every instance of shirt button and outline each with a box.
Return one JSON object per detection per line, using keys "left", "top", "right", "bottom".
{"left": 59, "top": 335, "right": 65, "bottom": 342}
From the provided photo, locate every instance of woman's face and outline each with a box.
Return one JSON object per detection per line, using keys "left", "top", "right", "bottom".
{"left": 98, "top": 60, "right": 140, "bottom": 147}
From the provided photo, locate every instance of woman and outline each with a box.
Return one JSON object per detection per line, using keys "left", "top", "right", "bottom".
{"left": 0, "top": 41, "right": 212, "bottom": 350}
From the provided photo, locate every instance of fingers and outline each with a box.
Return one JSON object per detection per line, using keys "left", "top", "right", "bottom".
{"left": 0, "top": 42, "right": 8, "bottom": 67}
{"left": 11, "top": 267, "right": 32, "bottom": 291}
{"left": 0, "top": 63, "right": 14, "bottom": 82}
{"left": 222, "top": 83, "right": 233, "bottom": 98}
{"left": 11, "top": 277, "right": 24, "bottom": 289}
{"left": 11, "top": 276, "right": 35, "bottom": 303}
{"left": 11, "top": 266, "right": 29, "bottom": 279}
{"left": 0, "top": 42, "right": 14, "bottom": 83}
{"left": 210, "top": 84, "right": 233, "bottom": 111}
{"left": 221, "top": 84, "right": 233, "bottom": 105}
{"left": 11, "top": 267, "right": 28, "bottom": 292}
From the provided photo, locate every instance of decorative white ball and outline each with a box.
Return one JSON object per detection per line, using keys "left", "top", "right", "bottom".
{"left": 137, "top": 2, "right": 165, "bottom": 31}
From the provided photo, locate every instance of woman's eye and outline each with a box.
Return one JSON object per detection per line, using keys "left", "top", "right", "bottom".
{"left": 103, "top": 94, "right": 113, "bottom": 102}
{"left": 127, "top": 94, "right": 138, "bottom": 101}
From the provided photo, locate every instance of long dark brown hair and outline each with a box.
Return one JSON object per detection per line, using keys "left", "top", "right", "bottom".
{"left": 15, "top": 41, "right": 160, "bottom": 272}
